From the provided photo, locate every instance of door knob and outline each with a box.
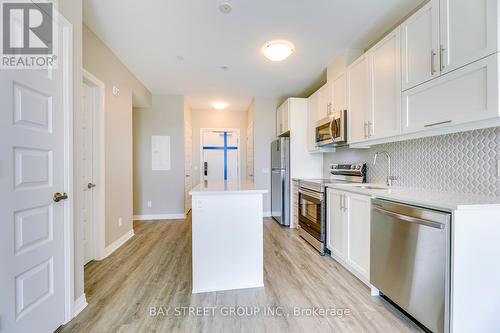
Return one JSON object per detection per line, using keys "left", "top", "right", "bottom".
{"left": 87, "top": 183, "right": 96, "bottom": 189}
{"left": 53, "top": 192, "right": 68, "bottom": 202}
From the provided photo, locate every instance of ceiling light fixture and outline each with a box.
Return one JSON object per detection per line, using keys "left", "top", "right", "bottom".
{"left": 212, "top": 101, "right": 228, "bottom": 110}
{"left": 262, "top": 40, "right": 295, "bottom": 62}
{"left": 218, "top": 2, "right": 232, "bottom": 14}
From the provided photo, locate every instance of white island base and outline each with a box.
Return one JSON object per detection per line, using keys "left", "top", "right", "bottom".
{"left": 189, "top": 181, "right": 267, "bottom": 294}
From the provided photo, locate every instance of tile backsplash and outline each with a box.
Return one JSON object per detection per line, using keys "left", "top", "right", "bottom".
{"left": 323, "top": 127, "right": 500, "bottom": 197}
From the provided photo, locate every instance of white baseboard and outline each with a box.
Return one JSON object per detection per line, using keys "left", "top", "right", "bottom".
{"left": 133, "top": 214, "right": 185, "bottom": 221}
{"left": 99, "top": 229, "right": 134, "bottom": 259}
{"left": 73, "top": 294, "right": 88, "bottom": 318}
{"left": 263, "top": 211, "right": 272, "bottom": 217}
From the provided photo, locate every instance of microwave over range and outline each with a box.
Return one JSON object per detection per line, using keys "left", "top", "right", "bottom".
{"left": 315, "top": 110, "right": 347, "bottom": 147}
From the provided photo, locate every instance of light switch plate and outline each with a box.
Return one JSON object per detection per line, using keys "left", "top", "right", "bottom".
{"left": 497, "top": 159, "right": 500, "bottom": 178}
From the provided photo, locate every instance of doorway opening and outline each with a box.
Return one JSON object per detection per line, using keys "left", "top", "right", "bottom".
{"left": 200, "top": 129, "right": 240, "bottom": 181}
{"left": 80, "top": 70, "right": 105, "bottom": 264}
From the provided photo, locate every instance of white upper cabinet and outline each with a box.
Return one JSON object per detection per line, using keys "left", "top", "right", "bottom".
{"left": 307, "top": 91, "right": 320, "bottom": 151}
{"left": 440, "top": 0, "right": 499, "bottom": 74}
{"left": 276, "top": 100, "right": 290, "bottom": 136}
{"left": 347, "top": 53, "right": 371, "bottom": 143}
{"left": 276, "top": 104, "right": 283, "bottom": 136}
{"left": 332, "top": 71, "right": 347, "bottom": 113}
{"left": 403, "top": 54, "right": 499, "bottom": 133}
{"left": 318, "top": 83, "right": 333, "bottom": 119}
{"left": 401, "top": 0, "right": 440, "bottom": 90}
{"left": 369, "top": 27, "right": 402, "bottom": 139}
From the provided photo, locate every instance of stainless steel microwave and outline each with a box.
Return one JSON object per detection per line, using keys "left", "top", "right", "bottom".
{"left": 315, "top": 110, "right": 347, "bottom": 147}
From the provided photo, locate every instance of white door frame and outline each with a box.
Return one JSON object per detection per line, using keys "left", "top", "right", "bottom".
{"left": 81, "top": 69, "right": 106, "bottom": 262}
{"left": 199, "top": 128, "right": 241, "bottom": 181}
{"left": 58, "top": 15, "right": 76, "bottom": 325}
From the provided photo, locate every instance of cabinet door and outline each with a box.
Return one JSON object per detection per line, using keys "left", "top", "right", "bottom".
{"left": 402, "top": 53, "right": 499, "bottom": 133}
{"left": 401, "top": 0, "right": 440, "bottom": 90}
{"left": 316, "top": 84, "right": 331, "bottom": 120}
{"left": 370, "top": 27, "right": 402, "bottom": 139}
{"left": 327, "top": 189, "right": 346, "bottom": 259}
{"left": 282, "top": 100, "right": 290, "bottom": 133}
{"left": 276, "top": 105, "right": 282, "bottom": 136}
{"left": 332, "top": 71, "right": 347, "bottom": 113}
{"left": 347, "top": 53, "right": 371, "bottom": 143}
{"left": 440, "top": 0, "right": 498, "bottom": 74}
{"left": 307, "top": 92, "right": 319, "bottom": 152}
{"left": 345, "top": 193, "right": 371, "bottom": 280}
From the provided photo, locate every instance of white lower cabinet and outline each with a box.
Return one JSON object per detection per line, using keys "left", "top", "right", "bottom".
{"left": 327, "top": 188, "right": 371, "bottom": 284}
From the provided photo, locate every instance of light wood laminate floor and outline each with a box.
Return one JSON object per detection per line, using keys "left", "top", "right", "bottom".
{"left": 58, "top": 216, "right": 422, "bottom": 333}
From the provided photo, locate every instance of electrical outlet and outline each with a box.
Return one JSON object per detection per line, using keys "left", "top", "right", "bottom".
{"left": 118, "top": 217, "right": 123, "bottom": 227}
{"left": 497, "top": 159, "right": 500, "bottom": 178}
{"left": 147, "top": 200, "right": 152, "bottom": 208}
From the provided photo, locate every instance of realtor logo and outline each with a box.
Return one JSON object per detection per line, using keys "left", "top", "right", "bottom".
{"left": 1, "top": 1, "right": 58, "bottom": 69}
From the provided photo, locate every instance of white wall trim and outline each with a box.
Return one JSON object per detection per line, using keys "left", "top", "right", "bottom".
{"left": 133, "top": 214, "right": 186, "bottom": 221}
{"left": 73, "top": 294, "right": 88, "bottom": 318}
{"left": 98, "top": 229, "right": 134, "bottom": 260}
{"left": 60, "top": 17, "right": 75, "bottom": 325}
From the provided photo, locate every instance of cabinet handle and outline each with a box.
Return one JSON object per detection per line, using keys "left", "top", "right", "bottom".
{"left": 363, "top": 121, "right": 368, "bottom": 138}
{"left": 440, "top": 45, "right": 446, "bottom": 71}
{"left": 367, "top": 121, "right": 372, "bottom": 138}
{"left": 424, "top": 120, "right": 452, "bottom": 128}
{"left": 431, "top": 49, "right": 437, "bottom": 75}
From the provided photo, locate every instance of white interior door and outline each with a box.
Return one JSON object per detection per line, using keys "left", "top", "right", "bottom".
{"left": 201, "top": 130, "right": 239, "bottom": 181}
{"left": 0, "top": 15, "right": 69, "bottom": 333}
{"left": 82, "top": 82, "right": 95, "bottom": 265}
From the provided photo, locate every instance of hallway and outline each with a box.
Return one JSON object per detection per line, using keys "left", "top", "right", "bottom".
{"left": 58, "top": 217, "right": 421, "bottom": 333}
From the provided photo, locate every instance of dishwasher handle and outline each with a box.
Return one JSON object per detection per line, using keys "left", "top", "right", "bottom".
{"left": 373, "top": 206, "right": 445, "bottom": 229}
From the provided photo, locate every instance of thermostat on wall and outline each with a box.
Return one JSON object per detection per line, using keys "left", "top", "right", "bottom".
{"left": 112, "top": 86, "right": 120, "bottom": 96}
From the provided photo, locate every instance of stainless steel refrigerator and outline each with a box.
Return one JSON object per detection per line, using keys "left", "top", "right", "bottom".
{"left": 271, "top": 138, "right": 290, "bottom": 227}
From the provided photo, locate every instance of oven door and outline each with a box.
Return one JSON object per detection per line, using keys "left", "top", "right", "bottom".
{"left": 298, "top": 188, "right": 324, "bottom": 241}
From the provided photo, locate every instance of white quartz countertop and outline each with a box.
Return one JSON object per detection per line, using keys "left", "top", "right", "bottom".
{"left": 189, "top": 180, "right": 268, "bottom": 195}
{"left": 325, "top": 183, "right": 500, "bottom": 211}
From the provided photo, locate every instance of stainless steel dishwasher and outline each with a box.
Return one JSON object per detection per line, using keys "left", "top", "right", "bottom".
{"left": 370, "top": 199, "right": 451, "bottom": 333}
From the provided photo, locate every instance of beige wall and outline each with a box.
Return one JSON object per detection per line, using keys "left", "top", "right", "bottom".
{"left": 83, "top": 25, "right": 152, "bottom": 247}
{"left": 191, "top": 109, "right": 248, "bottom": 187}
{"left": 133, "top": 95, "right": 186, "bottom": 216}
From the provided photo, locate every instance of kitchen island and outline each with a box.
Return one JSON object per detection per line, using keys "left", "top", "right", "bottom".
{"left": 189, "top": 180, "right": 267, "bottom": 293}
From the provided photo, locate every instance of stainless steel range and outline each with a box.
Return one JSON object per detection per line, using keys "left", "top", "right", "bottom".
{"left": 298, "top": 163, "right": 366, "bottom": 254}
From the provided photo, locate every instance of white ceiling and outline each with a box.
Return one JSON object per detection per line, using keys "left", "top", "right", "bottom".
{"left": 83, "top": 0, "right": 422, "bottom": 111}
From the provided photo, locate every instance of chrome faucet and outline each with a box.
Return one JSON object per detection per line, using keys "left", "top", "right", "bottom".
{"left": 373, "top": 151, "right": 395, "bottom": 187}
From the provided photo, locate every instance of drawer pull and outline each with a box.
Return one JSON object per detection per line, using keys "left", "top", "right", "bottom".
{"left": 424, "top": 120, "right": 452, "bottom": 128}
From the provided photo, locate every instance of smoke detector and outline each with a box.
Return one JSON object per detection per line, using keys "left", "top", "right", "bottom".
{"left": 218, "top": 2, "right": 232, "bottom": 14}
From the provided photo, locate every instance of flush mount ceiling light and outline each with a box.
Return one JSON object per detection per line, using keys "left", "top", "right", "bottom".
{"left": 212, "top": 101, "right": 228, "bottom": 110}
{"left": 218, "top": 2, "right": 232, "bottom": 14}
{"left": 262, "top": 40, "right": 295, "bottom": 62}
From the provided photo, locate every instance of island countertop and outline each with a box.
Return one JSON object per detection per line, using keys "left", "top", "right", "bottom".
{"left": 189, "top": 180, "right": 268, "bottom": 195}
